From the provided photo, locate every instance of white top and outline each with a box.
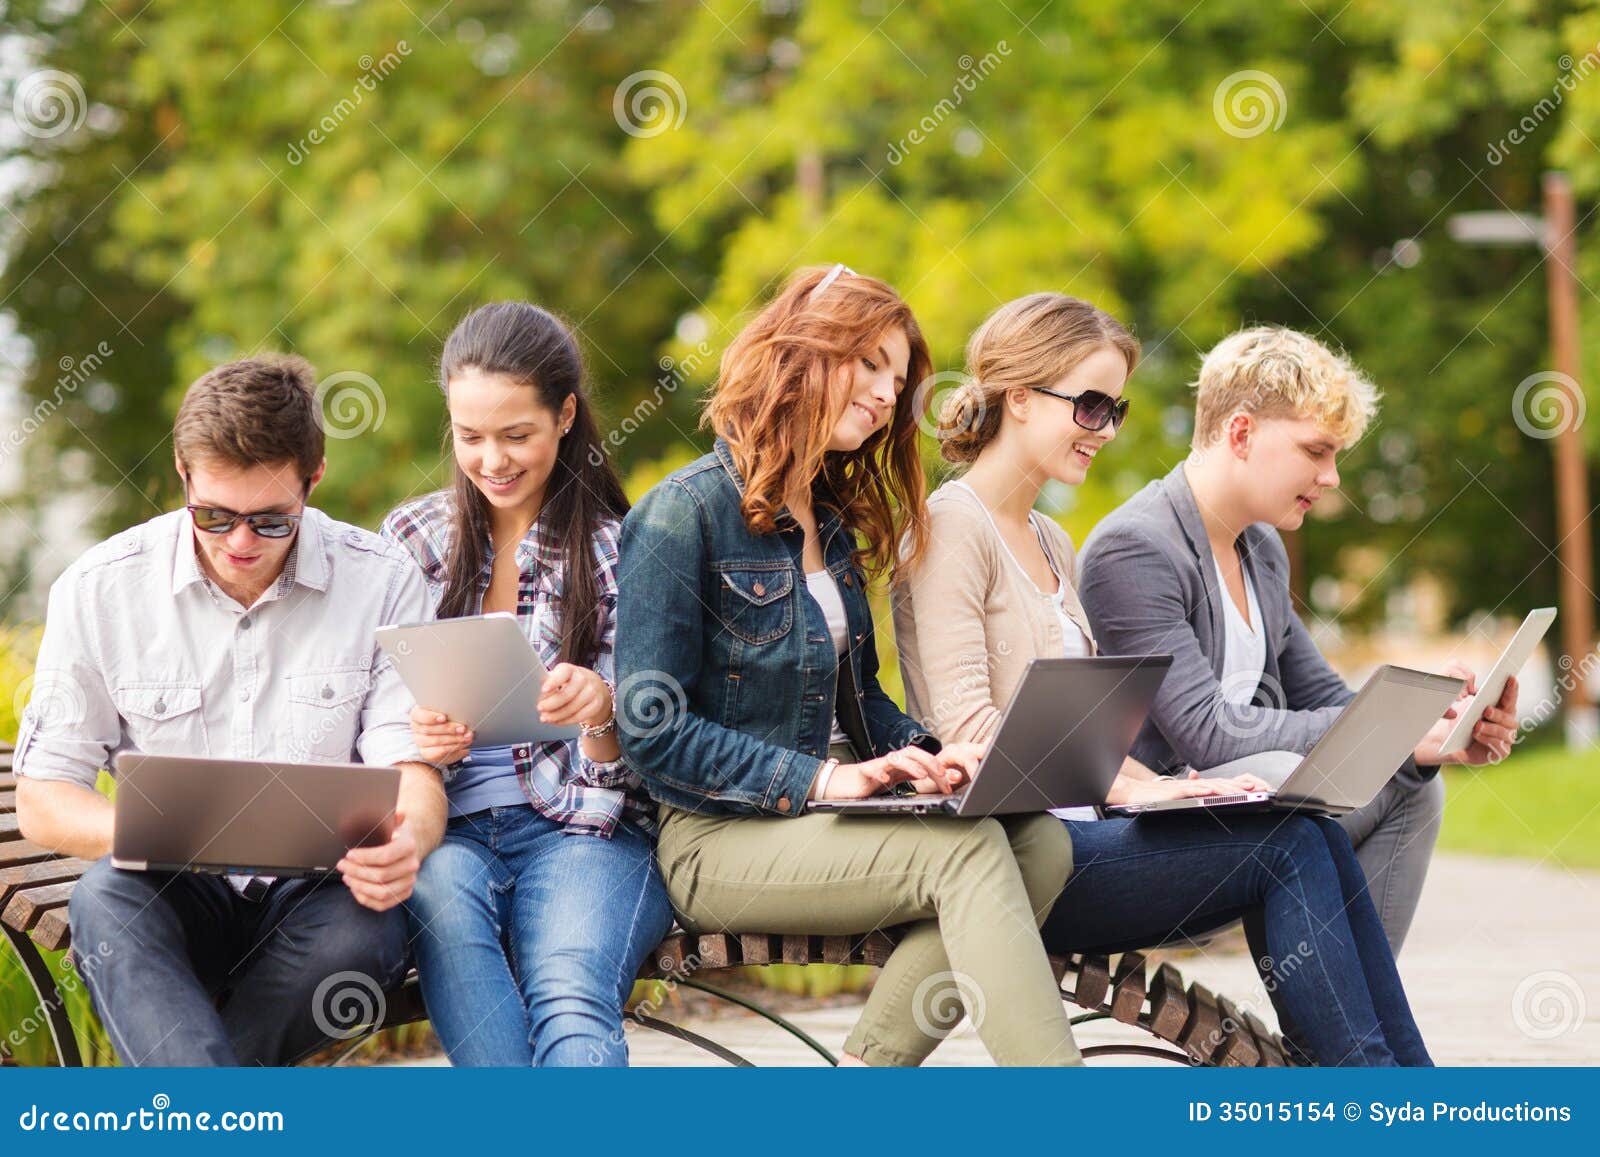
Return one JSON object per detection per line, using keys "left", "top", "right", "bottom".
{"left": 805, "top": 569, "right": 851, "bottom": 747}
{"left": 1213, "top": 550, "right": 1265, "bottom": 705}
{"left": 15, "top": 508, "right": 431, "bottom": 892}
{"left": 1053, "top": 592, "right": 1091, "bottom": 657}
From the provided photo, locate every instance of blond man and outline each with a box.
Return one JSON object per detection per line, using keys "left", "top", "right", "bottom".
{"left": 1079, "top": 326, "right": 1519, "bottom": 953}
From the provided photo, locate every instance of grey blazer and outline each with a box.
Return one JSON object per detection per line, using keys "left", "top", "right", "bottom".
{"left": 1078, "top": 464, "right": 1431, "bottom": 790}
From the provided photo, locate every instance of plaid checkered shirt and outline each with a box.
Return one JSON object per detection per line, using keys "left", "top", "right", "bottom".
{"left": 381, "top": 490, "right": 653, "bottom": 838}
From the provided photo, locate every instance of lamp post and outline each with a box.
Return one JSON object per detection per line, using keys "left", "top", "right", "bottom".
{"left": 1449, "top": 172, "right": 1597, "bottom": 747}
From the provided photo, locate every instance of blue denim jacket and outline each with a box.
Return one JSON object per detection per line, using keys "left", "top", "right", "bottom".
{"left": 616, "top": 439, "right": 939, "bottom": 817}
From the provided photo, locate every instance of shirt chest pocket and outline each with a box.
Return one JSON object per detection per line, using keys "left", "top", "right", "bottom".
{"left": 113, "top": 682, "right": 208, "bottom": 756}
{"left": 716, "top": 567, "right": 795, "bottom": 645}
{"left": 283, "top": 668, "right": 371, "bottom": 763}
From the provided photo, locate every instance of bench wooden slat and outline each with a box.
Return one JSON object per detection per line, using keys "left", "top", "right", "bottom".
{"left": 1110, "top": 952, "right": 1148, "bottom": 1024}
{"left": 0, "top": 813, "right": 21, "bottom": 842}
{"left": 821, "top": 935, "right": 853, "bottom": 965}
{"left": 35, "top": 906, "right": 72, "bottom": 952}
{"left": 1073, "top": 954, "right": 1111, "bottom": 1009}
{"left": 1178, "top": 983, "right": 1224, "bottom": 1064}
{"left": 0, "top": 841, "right": 58, "bottom": 869}
{"left": 1214, "top": 995, "right": 1261, "bottom": 1067}
{"left": 641, "top": 932, "right": 692, "bottom": 978}
{"left": 1245, "top": 1010, "right": 1287, "bottom": 1067}
{"left": 3, "top": 881, "right": 74, "bottom": 932}
{"left": 1147, "top": 962, "right": 1190, "bottom": 1041}
{"left": 780, "top": 934, "right": 811, "bottom": 964}
{"left": 0, "top": 857, "right": 92, "bottom": 908}
{"left": 695, "top": 933, "right": 734, "bottom": 969}
{"left": 0, "top": 791, "right": 14, "bottom": 815}
{"left": 739, "top": 933, "right": 774, "bottom": 965}
{"left": 857, "top": 932, "right": 895, "bottom": 968}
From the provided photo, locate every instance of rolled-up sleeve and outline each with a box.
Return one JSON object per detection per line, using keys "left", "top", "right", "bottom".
{"left": 15, "top": 570, "right": 119, "bottom": 790}
{"left": 355, "top": 557, "right": 429, "bottom": 768}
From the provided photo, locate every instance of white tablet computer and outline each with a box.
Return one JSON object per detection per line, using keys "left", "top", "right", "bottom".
{"left": 1437, "top": 607, "right": 1555, "bottom": 756}
{"left": 375, "top": 612, "right": 582, "bottom": 747}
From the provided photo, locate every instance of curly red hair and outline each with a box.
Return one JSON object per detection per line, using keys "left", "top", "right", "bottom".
{"left": 703, "top": 265, "right": 932, "bottom": 581}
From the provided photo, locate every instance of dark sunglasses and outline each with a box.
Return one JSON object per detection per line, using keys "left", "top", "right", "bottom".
{"left": 184, "top": 476, "right": 306, "bottom": 539}
{"left": 1030, "top": 386, "right": 1130, "bottom": 433}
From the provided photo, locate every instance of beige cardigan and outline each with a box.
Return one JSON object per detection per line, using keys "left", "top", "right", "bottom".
{"left": 893, "top": 480, "right": 1098, "bottom": 746}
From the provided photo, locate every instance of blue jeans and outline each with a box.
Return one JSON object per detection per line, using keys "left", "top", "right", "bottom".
{"left": 1042, "top": 813, "right": 1431, "bottom": 1067}
{"left": 68, "top": 858, "right": 409, "bottom": 1066}
{"left": 405, "top": 805, "right": 673, "bottom": 1067}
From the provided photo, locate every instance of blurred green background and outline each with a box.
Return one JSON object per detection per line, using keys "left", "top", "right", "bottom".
{"left": 3, "top": 0, "right": 1600, "bottom": 1065}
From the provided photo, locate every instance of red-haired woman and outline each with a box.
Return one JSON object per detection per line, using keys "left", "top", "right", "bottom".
{"left": 616, "top": 265, "right": 1079, "bottom": 1067}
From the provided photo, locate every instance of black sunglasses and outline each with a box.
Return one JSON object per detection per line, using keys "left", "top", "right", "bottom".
{"left": 1030, "top": 386, "right": 1130, "bottom": 433}
{"left": 184, "top": 476, "right": 306, "bottom": 540}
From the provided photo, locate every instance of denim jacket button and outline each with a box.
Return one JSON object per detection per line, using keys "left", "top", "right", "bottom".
{"left": 843, "top": 573, "right": 853, "bottom": 587}
{"left": 776, "top": 796, "right": 792, "bottom": 813}
{"left": 752, "top": 581, "right": 766, "bottom": 597}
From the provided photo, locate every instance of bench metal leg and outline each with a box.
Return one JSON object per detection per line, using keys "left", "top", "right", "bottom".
{"left": 2, "top": 923, "right": 83, "bottom": 1067}
{"left": 1080, "top": 1043, "right": 1194, "bottom": 1064}
{"left": 631, "top": 1013, "right": 756, "bottom": 1067}
{"left": 677, "top": 977, "right": 839, "bottom": 1065}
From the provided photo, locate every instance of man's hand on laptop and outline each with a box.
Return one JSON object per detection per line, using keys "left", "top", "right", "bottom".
{"left": 337, "top": 811, "right": 423, "bottom": 911}
{"left": 1413, "top": 666, "right": 1520, "bottom": 767}
{"left": 1107, "top": 769, "right": 1270, "bottom": 806}
{"left": 411, "top": 704, "right": 474, "bottom": 767}
{"left": 820, "top": 743, "right": 972, "bottom": 800}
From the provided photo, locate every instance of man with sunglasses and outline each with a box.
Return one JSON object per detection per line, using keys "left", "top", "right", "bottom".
{"left": 1078, "top": 326, "right": 1519, "bottom": 955}
{"left": 14, "top": 355, "right": 446, "bottom": 1065}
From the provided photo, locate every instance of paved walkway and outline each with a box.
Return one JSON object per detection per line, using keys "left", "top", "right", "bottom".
{"left": 397, "top": 852, "right": 1599, "bottom": 1066}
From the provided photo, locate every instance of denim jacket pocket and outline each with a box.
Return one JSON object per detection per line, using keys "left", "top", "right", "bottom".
{"left": 715, "top": 566, "right": 795, "bottom": 645}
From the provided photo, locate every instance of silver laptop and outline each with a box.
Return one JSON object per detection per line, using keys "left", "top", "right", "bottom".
{"left": 111, "top": 752, "right": 400, "bottom": 877}
{"left": 808, "top": 655, "right": 1172, "bottom": 817}
{"left": 1107, "top": 664, "right": 1464, "bottom": 818}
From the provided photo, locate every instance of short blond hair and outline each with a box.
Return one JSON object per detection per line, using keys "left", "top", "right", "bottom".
{"left": 1191, "top": 326, "right": 1378, "bottom": 448}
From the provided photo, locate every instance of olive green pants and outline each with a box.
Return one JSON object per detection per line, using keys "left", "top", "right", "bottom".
{"left": 656, "top": 780, "right": 1078, "bottom": 1066}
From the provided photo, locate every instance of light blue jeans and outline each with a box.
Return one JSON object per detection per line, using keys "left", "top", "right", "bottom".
{"left": 405, "top": 805, "right": 673, "bottom": 1067}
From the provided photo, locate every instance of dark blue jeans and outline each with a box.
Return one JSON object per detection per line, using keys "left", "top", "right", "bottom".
{"left": 69, "top": 858, "right": 409, "bottom": 1066}
{"left": 1042, "top": 812, "right": 1431, "bottom": 1067}
{"left": 405, "top": 805, "right": 673, "bottom": 1067}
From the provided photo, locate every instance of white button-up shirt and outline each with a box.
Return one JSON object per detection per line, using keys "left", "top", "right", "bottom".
{"left": 16, "top": 506, "right": 428, "bottom": 794}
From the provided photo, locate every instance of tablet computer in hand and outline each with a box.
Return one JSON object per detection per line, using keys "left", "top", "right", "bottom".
{"left": 376, "top": 612, "right": 582, "bottom": 747}
{"left": 1436, "top": 607, "right": 1553, "bottom": 756}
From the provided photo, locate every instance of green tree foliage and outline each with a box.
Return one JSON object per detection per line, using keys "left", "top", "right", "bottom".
{"left": 1, "top": 0, "right": 1594, "bottom": 624}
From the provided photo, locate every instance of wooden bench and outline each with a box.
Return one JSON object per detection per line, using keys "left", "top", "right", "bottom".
{"left": 0, "top": 746, "right": 1292, "bottom": 1067}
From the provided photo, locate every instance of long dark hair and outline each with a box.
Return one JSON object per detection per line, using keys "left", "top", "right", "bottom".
{"left": 437, "top": 301, "right": 628, "bottom": 669}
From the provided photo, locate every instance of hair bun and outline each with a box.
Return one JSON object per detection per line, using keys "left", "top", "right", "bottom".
{"left": 936, "top": 380, "right": 990, "bottom": 464}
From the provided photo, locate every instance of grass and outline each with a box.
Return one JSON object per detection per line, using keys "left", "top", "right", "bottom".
{"left": 1439, "top": 739, "right": 1600, "bottom": 870}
